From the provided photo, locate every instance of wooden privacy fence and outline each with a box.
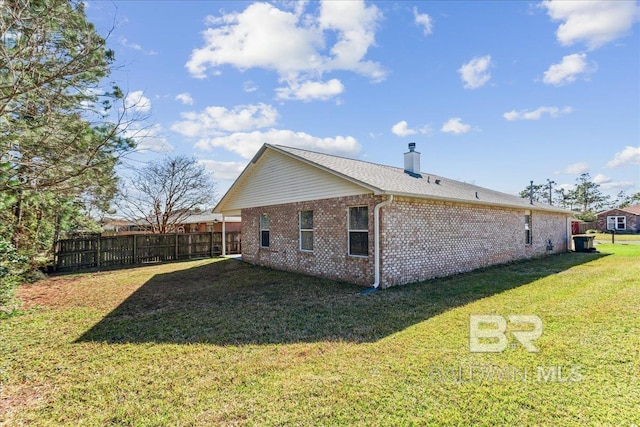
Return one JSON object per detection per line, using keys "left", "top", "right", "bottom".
{"left": 575, "top": 221, "right": 598, "bottom": 234}
{"left": 55, "top": 232, "right": 241, "bottom": 271}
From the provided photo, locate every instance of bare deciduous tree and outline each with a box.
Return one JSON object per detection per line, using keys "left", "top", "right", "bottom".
{"left": 117, "top": 156, "right": 217, "bottom": 233}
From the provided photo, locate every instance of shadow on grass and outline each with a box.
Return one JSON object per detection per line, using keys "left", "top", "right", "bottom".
{"left": 76, "top": 252, "right": 607, "bottom": 345}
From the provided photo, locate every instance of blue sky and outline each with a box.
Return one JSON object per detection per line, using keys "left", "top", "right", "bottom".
{"left": 86, "top": 0, "right": 640, "bottom": 201}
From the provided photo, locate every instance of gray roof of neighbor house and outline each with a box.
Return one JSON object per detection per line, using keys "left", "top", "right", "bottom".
{"left": 215, "top": 144, "right": 572, "bottom": 214}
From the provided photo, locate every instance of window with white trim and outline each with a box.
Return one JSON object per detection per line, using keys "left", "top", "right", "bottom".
{"left": 299, "top": 210, "right": 313, "bottom": 251}
{"left": 525, "top": 211, "right": 532, "bottom": 245}
{"left": 607, "top": 216, "right": 626, "bottom": 231}
{"left": 260, "top": 213, "right": 270, "bottom": 247}
{"left": 348, "top": 206, "right": 369, "bottom": 256}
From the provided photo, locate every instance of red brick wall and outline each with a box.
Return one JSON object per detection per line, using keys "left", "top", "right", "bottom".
{"left": 241, "top": 196, "right": 569, "bottom": 287}
{"left": 596, "top": 210, "right": 640, "bottom": 233}
{"left": 241, "top": 195, "right": 382, "bottom": 286}
{"left": 380, "top": 197, "right": 569, "bottom": 287}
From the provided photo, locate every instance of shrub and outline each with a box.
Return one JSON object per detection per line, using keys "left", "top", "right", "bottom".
{"left": 0, "top": 237, "right": 27, "bottom": 311}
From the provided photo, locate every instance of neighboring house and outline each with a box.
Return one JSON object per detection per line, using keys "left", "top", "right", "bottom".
{"left": 214, "top": 143, "right": 573, "bottom": 288}
{"left": 101, "top": 218, "right": 137, "bottom": 233}
{"left": 172, "top": 212, "right": 242, "bottom": 233}
{"left": 596, "top": 205, "right": 640, "bottom": 233}
{"left": 101, "top": 213, "right": 241, "bottom": 234}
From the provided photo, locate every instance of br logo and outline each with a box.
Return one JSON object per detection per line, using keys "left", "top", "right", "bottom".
{"left": 469, "top": 315, "right": 543, "bottom": 353}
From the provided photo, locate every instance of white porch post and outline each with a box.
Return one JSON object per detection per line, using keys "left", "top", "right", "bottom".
{"left": 222, "top": 214, "right": 226, "bottom": 256}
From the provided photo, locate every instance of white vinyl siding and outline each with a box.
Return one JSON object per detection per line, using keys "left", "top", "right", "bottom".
{"left": 221, "top": 150, "right": 370, "bottom": 213}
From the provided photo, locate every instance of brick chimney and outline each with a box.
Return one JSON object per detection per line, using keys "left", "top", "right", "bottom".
{"left": 404, "top": 142, "right": 421, "bottom": 175}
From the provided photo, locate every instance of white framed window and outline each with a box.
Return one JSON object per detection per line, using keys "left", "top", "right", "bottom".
{"left": 260, "top": 213, "right": 270, "bottom": 247}
{"left": 607, "top": 216, "right": 626, "bottom": 231}
{"left": 299, "top": 210, "right": 313, "bottom": 252}
{"left": 525, "top": 210, "right": 532, "bottom": 245}
{"left": 348, "top": 206, "right": 369, "bottom": 256}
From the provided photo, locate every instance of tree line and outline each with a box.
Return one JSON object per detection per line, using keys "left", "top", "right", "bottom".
{"left": 1, "top": 1, "right": 217, "bottom": 311}
{"left": 520, "top": 173, "right": 640, "bottom": 221}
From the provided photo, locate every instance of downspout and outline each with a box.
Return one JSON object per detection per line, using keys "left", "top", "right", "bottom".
{"left": 371, "top": 195, "right": 394, "bottom": 289}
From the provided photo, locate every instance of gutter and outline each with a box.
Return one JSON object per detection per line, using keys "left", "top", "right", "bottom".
{"left": 371, "top": 195, "right": 394, "bottom": 289}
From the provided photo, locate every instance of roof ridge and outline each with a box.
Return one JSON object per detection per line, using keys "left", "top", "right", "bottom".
{"left": 271, "top": 144, "right": 402, "bottom": 172}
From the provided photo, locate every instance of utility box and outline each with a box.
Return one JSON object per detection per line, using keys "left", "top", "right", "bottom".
{"left": 572, "top": 235, "right": 595, "bottom": 252}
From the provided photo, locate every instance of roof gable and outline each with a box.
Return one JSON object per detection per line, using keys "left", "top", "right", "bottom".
{"left": 214, "top": 147, "right": 372, "bottom": 214}
{"left": 215, "top": 144, "right": 572, "bottom": 215}
{"left": 598, "top": 204, "right": 640, "bottom": 217}
{"left": 270, "top": 145, "right": 570, "bottom": 213}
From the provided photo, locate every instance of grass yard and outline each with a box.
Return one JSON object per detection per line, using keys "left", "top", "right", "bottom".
{"left": 1, "top": 244, "right": 639, "bottom": 426}
{"left": 593, "top": 232, "right": 640, "bottom": 243}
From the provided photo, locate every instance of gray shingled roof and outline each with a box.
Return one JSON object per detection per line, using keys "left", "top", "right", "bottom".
{"left": 270, "top": 144, "right": 571, "bottom": 214}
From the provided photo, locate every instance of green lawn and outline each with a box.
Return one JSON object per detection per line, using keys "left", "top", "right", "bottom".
{"left": 593, "top": 232, "right": 640, "bottom": 243}
{"left": 1, "top": 245, "right": 638, "bottom": 426}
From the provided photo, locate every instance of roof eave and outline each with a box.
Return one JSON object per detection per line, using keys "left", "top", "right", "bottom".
{"left": 383, "top": 191, "right": 573, "bottom": 214}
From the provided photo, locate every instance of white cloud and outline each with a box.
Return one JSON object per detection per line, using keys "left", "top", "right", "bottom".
{"left": 391, "top": 120, "right": 416, "bottom": 137}
{"left": 543, "top": 53, "right": 596, "bottom": 86}
{"left": 119, "top": 37, "right": 158, "bottom": 55}
{"left": 243, "top": 81, "right": 258, "bottom": 93}
{"left": 556, "top": 183, "right": 575, "bottom": 193}
{"left": 391, "top": 120, "right": 432, "bottom": 137}
{"left": 600, "top": 181, "right": 635, "bottom": 190}
{"left": 186, "top": 1, "right": 385, "bottom": 101}
{"left": 593, "top": 173, "right": 611, "bottom": 185}
{"left": 123, "top": 124, "right": 173, "bottom": 153}
{"left": 199, "top": 160, "right": 247, "bottom": 181}
{"left": 175, "top": 93, "right": 194, "bottom": 105}
{"left": 606, "top": 146, "right": 640, "bottom": 168}
{"left": 542, "top": 0, "right": 640, "bottom": 50}
{"left": 172, "top": 103, "right": 278, "bottom": 137}
{"left": 591, "top": 175, "right": 633, "bottom": 191}
{"left": 441, "top": 118, "right": 471, "bottom": 135}
{"left": 318, "top": 1, "right": 385, "bottom": 80}
{"left": 556, "top": 162, "right": 589, "bottom": 175}
{"left": 458, "top": 55, "right": 492, "bottom": 89}
{"left": 276, "top": 78, "right": 344, "bottom": 101}
{"left": 195, "top": 129, "right": 361, "bottom": 159}
{"left": 413, "top": 7, "right": 433, "bottom": 35}
{"left": 124, "top": 90, "right": 151, "bottom": 113}
{"left": 503, "top": 106, "right": 573, "bottom": 121}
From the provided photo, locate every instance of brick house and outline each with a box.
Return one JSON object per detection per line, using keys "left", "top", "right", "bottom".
{"left": 596, "top": 205, "right": 640, "bottom": 233}
{"left": 213, "top": 143, "right": 572, "bottom": 288}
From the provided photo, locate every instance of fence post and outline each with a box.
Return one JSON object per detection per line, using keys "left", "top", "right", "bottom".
{"left": 96, "top": 235, "right": 101, "bottom": 268}
{"left": 210, "top": 231, "right": 214, "bottom": 257}
{"left": 132, "top": 235, "right": 137, "bottom": 265}
{"left": 175, "top": 232, "right": 179, "bottom": 261}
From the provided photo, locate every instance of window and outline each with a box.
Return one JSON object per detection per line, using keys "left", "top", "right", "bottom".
{"left": 260, "top": 213, "right": 270, "bottom": 247}
{"left": 525, "top": 211, "right": 532, "bottom": 245}
{"left": 348, "top": 206, "right": 369, "bottom": 256}
{"left": 299, "top": 210, "right": 313, "bottom": 251}
{"left": 607, "top": 216, "right": 626, "bottom": 231}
